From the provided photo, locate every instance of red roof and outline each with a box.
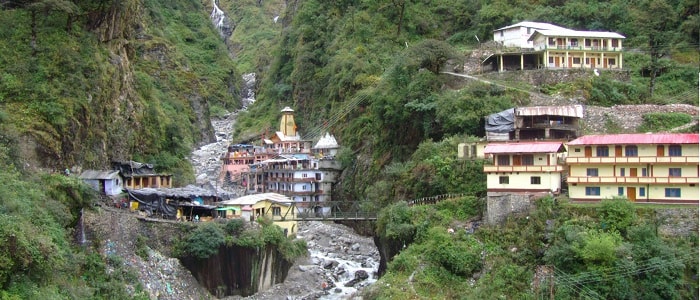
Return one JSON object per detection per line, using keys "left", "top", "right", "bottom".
{"left": 484, "top": 142, "right": 565, "bottom": 154}
{"left": 568, "top": 133, "right": 699, "bottom": 145}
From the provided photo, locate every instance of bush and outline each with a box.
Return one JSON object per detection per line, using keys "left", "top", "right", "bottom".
{"left": 179, "top": 222, "right": 225, "bottom": 259}
{"left": 598, "top": 198, "right": 637, "bottom": 234}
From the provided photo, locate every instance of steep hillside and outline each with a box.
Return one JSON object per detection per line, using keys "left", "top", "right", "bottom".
{"left": 0, "top": 0, "right": 239, "bottom": 184}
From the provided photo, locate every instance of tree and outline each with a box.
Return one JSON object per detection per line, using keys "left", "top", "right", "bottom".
{"left": 631, "top": 0, "right": 678, "bottom": 97}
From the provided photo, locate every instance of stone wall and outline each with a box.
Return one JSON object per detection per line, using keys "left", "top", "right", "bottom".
{"left": 655, "top": 208, "right": 699, "bottom": 237}
{"left": 479, "top": 68, "right": 630, "bottom": 87}
{"left": 486, "top": 192, "right": 542, "bottom": 225}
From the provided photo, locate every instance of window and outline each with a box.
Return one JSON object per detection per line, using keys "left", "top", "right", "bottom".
{"left": 611, "top": 39, "right": 619, "bottom": 47}
{"left": 669, "top": 168, "right": 682, "bottom": 177}
{"left": 639, "top": 187, "right": 645, "bottom": 197}
{"left": 522, "top": 155, "right": 534, "bottom": 166}
{"left": 272, "top": 207, "right": 281, "bottom": 216}
{"left": 549, "top": 37, "right": 556, "bottom": 46}
{"left": 585, "top": 39, "right": 591, "bottom": 47}
{"left": 669, "top": 145, "right": 682, "bottom": 156}
{"left": 642, "top": 168, "right": 647, "bottom": 176}
{"left": 497, "top": 155, "right": 510, "bottom": 166}
{"left": 573, "top": 57, "right": 581, "bottom": 64}
{"left": 665, "top": 188, "right": 681, "bottom": 198}
{"left": 549, "top": 57, "right": 554, "bottom": 63}
{"left": 585, "top": 58, "right": 590, "bottom": 64}
{"left": 570, "top": 38, "right": 578, "bottom": 47}
{"left": 499, "top": 176, "right": 509, "bottom": 184}
{"left": 302, "top": 185, "right": 307, "bottom": 190}
{"left": 531, "top": 176, "right": 541, "bottom": 184}
{"left": 625, "top": 145, "right": 638, "bottom": 157}
{"left": 587, "top": 168, "right": 599, "bottom": 177}
{"left": 620, "top": 168, "right": 625, "bottom": 176}
{"left": 596, "top": 146, "right": 609, "bottom": 157}
{"left": 585, "top": 187, "right": 601, "bottom": 196}
{"left": 527, "top": 27, "right": 531, "bottom": 34}
{"left": 609, "top": 58, "right": 616, "bottom": 65}
{"left": 618, "top": 187, "right": 624, "bottom": 195}
{"left": 574, "top": 148, "right": 581, "bottom": 153}
{"left": 500, "top": 31, "right": 504, "bottom": 37}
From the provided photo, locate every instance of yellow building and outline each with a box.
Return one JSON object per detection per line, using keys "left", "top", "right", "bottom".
{"left": 566, "top": 133, "right": 699, "bottom": 204}
{"left": 483, "top": 141, "right": 566, "bottom": 194}
{"left": 218, "top": 193, "right": 298, "bottom": 236}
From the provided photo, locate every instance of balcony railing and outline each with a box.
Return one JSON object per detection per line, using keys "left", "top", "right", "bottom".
{"left": 536, "top": 45, "right": 623, "bottom": 52}
{"left": 566, "top": 156, "right": 699, "bottom": 164}
{"left": 483, "top": 165, "right": 565, "bottom": 172}
{"left": 567, "top": 176, "right": 699, "bottom": 184}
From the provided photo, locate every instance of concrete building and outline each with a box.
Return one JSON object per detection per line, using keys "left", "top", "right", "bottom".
{"left": 483, "top": 141, "right": 567, "bottom": 194}
{"left": 219, "top": 193, "right": 298, "bottom": 236}
{"left": 489, "top": 21, "right": 625, "bottom": 72}
{"left": 566, "top": 133, "right": 699, "bottom": 203}
{"left": 485, "top": 105, "right": 583, "bottom": 141}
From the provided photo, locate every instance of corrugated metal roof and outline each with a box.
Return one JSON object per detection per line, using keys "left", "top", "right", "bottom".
{"left": 79, "top": 170, "right": 120, "bottom": 180}
{"left": 528, "top": 29, "right": 625, "bottom": 40}
{"left": 515, "top": 105, "right": 583, "bottom": 117}
{"left": 495, "top": 21, "right": 567, "bottom": 32}
{"left": 219, "top": 193, "right": 293, "bottom": 206}
{"left": 484, "top": 142, "right": 565, "bottom": 154}
{"left": 568, "top": 133, "right": 699, "bottom": 145}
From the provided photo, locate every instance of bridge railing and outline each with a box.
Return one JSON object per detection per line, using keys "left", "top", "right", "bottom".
{"left": 405, "top": 193, "right": 468, "bottom": 206}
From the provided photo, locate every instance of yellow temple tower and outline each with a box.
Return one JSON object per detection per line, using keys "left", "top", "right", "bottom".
{"left": 279, "top": 106, "right": 297, "bottom": 137}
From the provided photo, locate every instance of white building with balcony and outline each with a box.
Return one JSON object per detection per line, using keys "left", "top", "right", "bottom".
{"left": 489, "top": 21, "right": 625, "bottom": 72}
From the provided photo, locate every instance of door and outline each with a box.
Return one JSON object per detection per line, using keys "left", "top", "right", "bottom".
{"left": 513, "top": 155, "right": 522, "bottom": 166}
{"left": 626, "top": 187, "right": 637, "bottom": 201}
{"left": 555, "top": 57, "right": 560, "bottom": 67}
{"left": 630, "top": 168, "right": 637, "bottom": 177}
{"left": 584, "top": 146, "right": 592, "bottom": 157}
{"left": 568, "top": 57, "right": 572, "bottom": 68}
{"left": 615, "top": 146, "right": 622, "bottom": 157}
{"left": 657, "top": 145, "right": 664, "bottom": 156}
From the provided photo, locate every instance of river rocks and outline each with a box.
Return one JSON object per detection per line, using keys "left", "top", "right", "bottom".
{"left": 344, "top": 270, "right": 370, "bottom": 287}
{"left": 226, "top": 221, "right": 380, "bottom": 299}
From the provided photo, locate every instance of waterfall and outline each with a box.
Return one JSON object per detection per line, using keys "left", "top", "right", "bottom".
{"left": 210, "top": 0, "right": 227, "bottom": 37}
{"left": 241, "top": 73, "right": 256, "bottom": 109}
{"left": 76, "top": 208, "right": 87, "bottom": 246}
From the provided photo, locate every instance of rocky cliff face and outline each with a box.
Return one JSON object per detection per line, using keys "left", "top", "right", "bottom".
{"left": 181, "top": 244, "right": 293, "bottom": 297}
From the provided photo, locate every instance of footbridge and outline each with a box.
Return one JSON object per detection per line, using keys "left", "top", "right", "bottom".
{"left": 276, "top": 193, "right": 469, "bottom": 221}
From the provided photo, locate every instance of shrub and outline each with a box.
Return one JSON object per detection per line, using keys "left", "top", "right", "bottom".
{"left": 598, "top": 198, "right": 637, "bottom": 234}
{"left": 179, "top": 222, "right": 225, "bottom": 259}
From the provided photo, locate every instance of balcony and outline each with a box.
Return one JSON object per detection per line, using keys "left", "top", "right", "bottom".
{"left": 567, "top": 176, "right": 699, "bottom": 184}
{"left": 536, "top": 45, "right": 623, "bottom": 52}
{"left": 566, "top": 156, "right": 699, "bottom": 164}
{"left": 483, "top": 165, "right": 565, "bottom": 172}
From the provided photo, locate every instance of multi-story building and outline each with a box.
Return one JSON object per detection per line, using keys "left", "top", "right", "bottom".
{"left": 223, "top": 107, "right": 341, "bottom": 216}
{"left": 489, "top": 21, "right": 625, "bottom": 72}
{"left": 484, "top": 105, "right": 583, "bottom": 142}
{"left": 483, "top": 141, "right": 566, "bottom": 194}
{"left": 566, "top": 133, "right": 699, "bottom": 204}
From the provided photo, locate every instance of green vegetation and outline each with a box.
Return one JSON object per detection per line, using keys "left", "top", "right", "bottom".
{"left": 366, "top": 197, "right": 698, "bottom": 299}
{"left": 637, "top": 112, "right": 694, "bottom": 133}
{"left": 0, "top": 0, "right": 239, "bottom": 184}
{"left": 173, "top": 218, "right": 306, "bottom": 261}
